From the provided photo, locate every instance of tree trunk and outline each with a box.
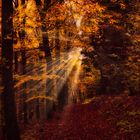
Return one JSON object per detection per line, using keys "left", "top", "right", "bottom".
{"left": 1, "top": 0, "right": 21, "bottom": 139}
{"left": 35, "top": 0, "right": 54, "bottom": 119}
{"left": 55, "top": 22, "right": 60, "bottom": 65}
{"left": 21, "top": 50, "right": 28, "bottom": 124}
{"left": 14, "top": 52, "right": 18, "bottom": 73}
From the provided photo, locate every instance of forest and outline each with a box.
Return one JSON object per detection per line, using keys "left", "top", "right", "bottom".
{"left": 0, "top": 0, "right": 140, "bottom": 140}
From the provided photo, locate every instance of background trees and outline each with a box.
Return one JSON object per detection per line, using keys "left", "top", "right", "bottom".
{"left": 90, "top": 0, "right": 140, "bottom": 95}
{"left": 123, "top": 0, "right": 140, "bottom": 95}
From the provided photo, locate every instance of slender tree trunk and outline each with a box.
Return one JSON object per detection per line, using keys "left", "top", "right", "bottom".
{"left": 21, "top": 50, "right": 28, "bottom": 124}
{"left": 35, "top": 0, "right": 52, "bottom": 60}
{"left": 1, "top": 0, "right": 21, "bottom": 139}
{"left": 36, "top": 97, "right": 40, "bottom": 120}
{"left": 18, "top": 0, "right": 28, "bottom": 124}
{"left": 55, "top": 22, "right": 60, "bottom": 65}
{"left": 35, "top": 0, "right": 54, "bottom": 119}
{"left": 14, "top": 52, "right": 18, "bottom": 73}
{"left": 42, "top": 33, "right": 53, "bottom": 119}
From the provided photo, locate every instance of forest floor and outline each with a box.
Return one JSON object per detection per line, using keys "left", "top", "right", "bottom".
{"left": 22, "top": 94, "right": 140, "bottom": 140}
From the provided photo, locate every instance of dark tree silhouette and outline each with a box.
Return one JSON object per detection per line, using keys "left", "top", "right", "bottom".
{"left": 1, "top": 0, "right": 21, "bottom": 139}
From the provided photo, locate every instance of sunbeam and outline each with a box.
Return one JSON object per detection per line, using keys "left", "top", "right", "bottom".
{"left": 14, "top": 47, "right": 83, "bottom": 104}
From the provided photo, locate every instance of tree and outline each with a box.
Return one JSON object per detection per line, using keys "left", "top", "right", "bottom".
{"left": 90, "top": 0, "right": 140, "bottom": 95}
{"left": 1, "top": 0, "right": 21, "bottom": 139}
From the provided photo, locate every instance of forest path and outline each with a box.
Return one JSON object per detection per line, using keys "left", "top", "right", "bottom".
{"left": 22, "top": 94, "right": 140, "bottom": 140}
